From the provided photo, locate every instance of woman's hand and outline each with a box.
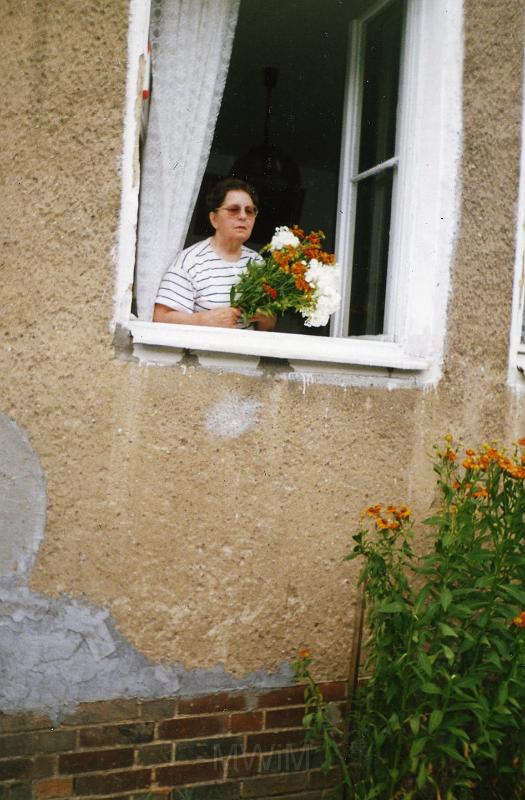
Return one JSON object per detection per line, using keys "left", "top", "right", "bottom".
{"left": 252, "top": 311, "right": 277, "bottom": 331}
{"left": 200, "top": 307, "right": 242, "bottom": 328}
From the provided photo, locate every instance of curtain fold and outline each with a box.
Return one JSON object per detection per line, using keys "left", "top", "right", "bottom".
{"left": 135, "top": 0, "right": 241, "bottom": 320}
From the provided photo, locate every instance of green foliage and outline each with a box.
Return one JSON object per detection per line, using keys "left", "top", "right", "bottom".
{"left": 294, "top": 439, "right": 525, "bottom": 799}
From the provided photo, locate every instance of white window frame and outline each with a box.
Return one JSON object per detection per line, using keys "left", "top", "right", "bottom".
{"left": 509, "top": 44, "right": 525, "bottom": 388}
{"left": 114, "top": 0, "right": 463, "bottom": 383}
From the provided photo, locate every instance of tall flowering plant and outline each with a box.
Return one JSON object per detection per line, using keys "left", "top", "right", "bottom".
{"left": 230, "top": 225, "right": 340, "bottom": 327}
{"left": 294, "top": 437, "right": 525, "bottom": 799}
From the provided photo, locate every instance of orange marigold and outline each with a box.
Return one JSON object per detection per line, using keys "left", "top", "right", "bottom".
{"left": 396, "top": 506, "right": 411, "bottom": 519}
{"left": 472, "top": 488, "right": 488, "bottom": 499}
{"left": 512, "top": 611, "right": 525, "bottom": 628}
{"left": 298, "top": 647, "right": 311, "bottom": 659}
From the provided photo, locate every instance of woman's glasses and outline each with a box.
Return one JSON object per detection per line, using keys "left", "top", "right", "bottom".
{"left": 217, "top": 204, "right": 258, "bottom": 218}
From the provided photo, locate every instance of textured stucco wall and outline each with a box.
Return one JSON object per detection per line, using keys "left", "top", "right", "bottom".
{"left": 2, "top": 0, "right": 525, "bottom": 715}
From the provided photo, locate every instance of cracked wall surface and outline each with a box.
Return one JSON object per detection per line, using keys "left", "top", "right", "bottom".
{"left": 1, "top": 0, "right": 525, "bottom": 716}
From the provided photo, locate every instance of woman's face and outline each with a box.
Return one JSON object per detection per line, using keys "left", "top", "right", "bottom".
{"left": 209, "top": 189, "right": 257, "bottom": 244}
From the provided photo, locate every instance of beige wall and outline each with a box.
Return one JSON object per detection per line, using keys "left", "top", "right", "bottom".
{"left": 2, "top": 0, "right": 525, "bottom": 683}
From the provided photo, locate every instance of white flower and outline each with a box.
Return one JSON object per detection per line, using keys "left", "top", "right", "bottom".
{"left": 302, "top": 259, "right": 341, "bottom": 327}
{"left": 270, "top": 226, "right": 300, "bottom": 250}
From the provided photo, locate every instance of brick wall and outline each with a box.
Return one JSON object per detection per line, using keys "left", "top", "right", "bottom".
{"left": 0, "top": 683, "right": 346, "bottom": 800}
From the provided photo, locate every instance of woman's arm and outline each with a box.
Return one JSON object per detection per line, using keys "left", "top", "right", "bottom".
{"left": 153, "top": 303, "right": 242, "bottom": 328}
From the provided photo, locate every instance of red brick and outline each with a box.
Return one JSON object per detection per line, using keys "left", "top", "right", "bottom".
{"left": 136, "top": 742, "right": 173, "bottom": 765}
{"left": 157, "top": 715, "right": 226, "bottom": 740}
{"left": 256, "top": 687, "right": 305, "bottom": 709}
{"left": 156, "top": 760, "right": 224, "bottom": 786}
{"left": 59, "top": 747, "right": 134, "bottom": 774}
{"left": 178, "top": 693, "right": 246, "bottom": 715}
{"left": 79, "top": 722, "right": 153, "bottom": 748}
{"left": 240, "top": 772, "right": 308, "bottom": 797}
{"left": 308, "top": 767, "right": 341, "bottom": 789}
{"left": 139, "top": 698, "right": 177, "bottom": 721}
{"left": 317, "top": 683, "right": 347, "bottom": 702}
{"left": 0, "top": 732, "right": 32, "bottom": 757}
{"left": 0, "top": 713, "right": 52, "bottom": 734}
{"left": 0, "top": 758, "right": 32, "bottom": 781}
{"left": 74, "top": 768, "right": 151, "bottom": 795}
{"left": 230, "top": 713, "right": 263, "bottom": 734}
{"left": 32, "top": 755, "right": 56, "bottom": 778}
{"left": 245, "top": 729, "right": 306, "bottom": 753}
{"left": 34, "top": 778, "right": 73, "bottom": 799}
{"left": 265, "top": 707, "right": 305, "bottom": 729}
{"left": 227, "top": 754, "right": 260, "bottom": 779}
{"left": 62, "top": 699, "right": 140, "bottom": 726}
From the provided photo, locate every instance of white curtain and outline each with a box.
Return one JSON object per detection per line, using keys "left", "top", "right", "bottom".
{"left": 135, "top": 0, "right": 241, "bottom": 320}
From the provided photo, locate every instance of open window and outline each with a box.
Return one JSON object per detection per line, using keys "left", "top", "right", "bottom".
{"left": 116, "top": 0, "right": 463, "bottom": 379}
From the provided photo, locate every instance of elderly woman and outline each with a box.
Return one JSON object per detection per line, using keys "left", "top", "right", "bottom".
{"left": 153, "top": 178, "right": 276, "bottom": 331}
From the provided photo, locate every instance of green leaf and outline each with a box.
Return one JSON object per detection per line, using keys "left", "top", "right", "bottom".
{"left": 421, "top": 682, "right": 441, "bottom": 695}
{"left": 377, "top": 601, "right": 407, "bottom": 613}
{"left": 409, "top": 715, "right": 420, "bottom": 735}
{"left": 442, "top": 645, "right": 455, "bottom": 664}
{"left": 418, "top": 651, "right": 433, "bottom": 676}
{"left": 438, "top": 622, "right": 459, "bottom": 638}
{"left": 409, "top": 737, "right": 428, "bottom": 758}
{"left": 440, "top": 586, "right": 453, "bottom": 611}
{"left": 437, "top": 743, "right": 466, "bottom": 763}
{"left": 422, "top": 516, "right": 445, "bottom": 526}
{"left": 416, "top": 760, "right": 428, "bottom": 790}
{"left": 497, "top": 683, "right": 509, "bottom": 706}
{"left": 428, "top": 708, "right": 443, "bottom": 734}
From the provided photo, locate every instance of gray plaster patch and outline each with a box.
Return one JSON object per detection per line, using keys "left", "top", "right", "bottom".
{"left": 205, "top": 395, "right": 262, "bottom": 438}
{"left": 0, "top": 577, "right": 293, "bottom": 721}
{"left": 0, "top": 412, "right": 294, "bottom": 721}
{"left": 0, "top": 414, "right": 46, "bottom": 580}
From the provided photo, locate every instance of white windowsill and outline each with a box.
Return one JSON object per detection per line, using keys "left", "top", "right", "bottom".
{"left": 128, "top": 320, "right": 429, "bottom": 373}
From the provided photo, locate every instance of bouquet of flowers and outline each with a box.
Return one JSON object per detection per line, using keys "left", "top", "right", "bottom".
{"left": 230, "top": 225, "right": 341, "bottom": 327}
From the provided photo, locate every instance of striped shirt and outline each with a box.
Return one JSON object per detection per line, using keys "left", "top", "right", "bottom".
{"left": 155, "top": 238, "right": 258, "bottom": 313}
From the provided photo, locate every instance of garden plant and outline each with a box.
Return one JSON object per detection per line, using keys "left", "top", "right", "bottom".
{"left": 294, "top": 438, "right": 525, "bottom": 799}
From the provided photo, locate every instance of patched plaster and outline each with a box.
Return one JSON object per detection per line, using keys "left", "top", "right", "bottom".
{"left": 0, "top": 415, "right": 46, "bottom": 581}
{"left": 205, "top": 394, "right": 262, "bottom": 438}
{"left": 0, "top": 411, "right": 293, "bottom": 722}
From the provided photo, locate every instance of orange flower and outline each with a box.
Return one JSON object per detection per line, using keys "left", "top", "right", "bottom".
{"left": 262, "top": 283, "right": 278, "bottom": 300}
{"left": 364, "top": 504, "right": 382, "bottom": 517}
{"left": 512, "top": 611, "right": 525, "bottom": 628}
{"left": 518, "top": 438, "right": 525, "bottom": 446}
{"left": 472, "top": 488, "right": 488, "bottom": 499}
{"left": 396, "top": 506, "right": 411, "bottom": 519}
{"left": 376, "top": 517, "right": 389, "bottom": 530}
{"left": 452, "top": 481, "right": 461, "bottom": 490}
{"left": 298, "top": 647, "right": 311, "bottom": 659}
{"left": 446, "top": 449, "right": 457, "bottom": 462}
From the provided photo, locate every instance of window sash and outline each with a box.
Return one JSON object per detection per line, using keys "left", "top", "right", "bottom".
{"left": 332, "top": 0, "right": 406, "bottom": 340}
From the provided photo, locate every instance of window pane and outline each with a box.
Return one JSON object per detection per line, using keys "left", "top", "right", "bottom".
{"left": 348, "top": 168, "right": 394, "bottom": 336}
{"left": 358, "top": 0, "right": 403, "bottom": 173}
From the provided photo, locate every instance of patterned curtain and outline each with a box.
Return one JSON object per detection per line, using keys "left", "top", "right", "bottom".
{"left": 135, "top": 0, "right": 240, "bottom": 320}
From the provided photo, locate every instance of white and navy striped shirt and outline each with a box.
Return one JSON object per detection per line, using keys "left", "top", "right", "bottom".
{"left": 155, "top": 238, "right": 258, "bottom": 313}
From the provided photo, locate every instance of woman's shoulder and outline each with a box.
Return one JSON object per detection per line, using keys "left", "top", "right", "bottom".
{"left": 241, "top": 244, "right": 261, "bottom": 261}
